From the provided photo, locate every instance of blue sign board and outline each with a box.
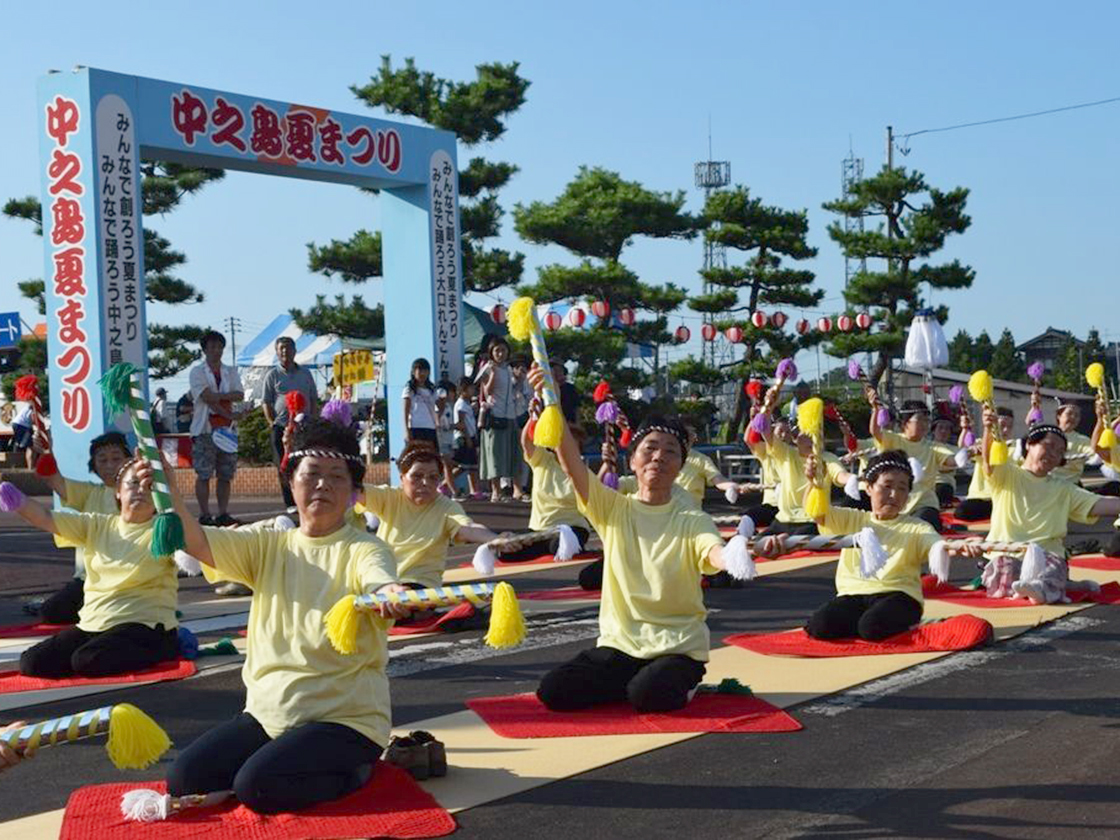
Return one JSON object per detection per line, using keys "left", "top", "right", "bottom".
{"left": 0, "top": 312, "right": 20, "bottom": 348}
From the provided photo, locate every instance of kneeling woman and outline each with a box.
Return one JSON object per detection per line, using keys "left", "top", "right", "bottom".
{"left": 6, "top": 458, "right": 180, "bottom": 678}
{"left": 163, "top": 419, "right": 409, "bottom": 815}
{"left": 529, "top": 371, "right": 741, "bottom": 713}
{"left": 803, "top": 451, "right": 982, "bottom": 641}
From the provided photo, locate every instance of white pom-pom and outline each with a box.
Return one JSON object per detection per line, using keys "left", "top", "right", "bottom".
{"left": 722, "top": 534, "right": 757, "bottom": 582}
{"left": 929, "top": 540, "right": 951, "bottom": 583}
{"left": 737, "top": 514, "right": 756, "bottom": 538}
{"left": 273, "top": 515, "right": 297, "bottom": 531}
{"left": 1101, "top": 463, "right": 1119, "bottom": 481}
{"left": 844, "top": 474, "right": 861, "bottom": 501}
{"left": 120, "top": 789, "right": 170, "bottom": 822}
{"left": 854, "top": 526, "right": 889, "bottom": 578}
{"left": 363, "top": 512, "right": 380, "bottom": 532}
{"left": 173, "top": 551, "right": 202, "bottom": 577}
{"left": 953, "top": 447, "right": 970, "bottom": 469}
{"left": 724, "top": 484, "right": 740, "bottom": 504}
{"left": 472, "top": 543, "right": 497, "bottom": 575}
{"left": 1087, "top": 453, "right": 1103, "bottom": 468}
{"left": 1019, "top": 543, "right": 1047, "bottom": 583}
{"left": 1014, "top": 439, "right": 1026, "bottom": 462}
{"left": 555, "top": 524, "right": 580, "bottom": 561}
{"left": 907, "top": 457, "right": 925, "bottom": 485}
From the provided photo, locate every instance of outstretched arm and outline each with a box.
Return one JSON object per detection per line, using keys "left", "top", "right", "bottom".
{"left": 0, "top": 484, "right": 59, "bottom": 535}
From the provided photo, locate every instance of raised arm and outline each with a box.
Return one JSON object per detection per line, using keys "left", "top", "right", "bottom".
{"left": 866, "top": 384, "right": 884, "bottom": 443}
{"left": 980, "top": 406, "right": 996, "bottom": 476}
{"left": 520, "top": 414, "right": 536, "bottom": 460}
{"left": 527, "top": 366, "right": 589, "bottom": 503}
{"left": 134, "top": 457, "right": 215, "bottom": 567}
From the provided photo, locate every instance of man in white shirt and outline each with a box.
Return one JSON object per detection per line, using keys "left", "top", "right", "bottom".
{"left": 188, "top": 330, "right": 244, "bottom": 527}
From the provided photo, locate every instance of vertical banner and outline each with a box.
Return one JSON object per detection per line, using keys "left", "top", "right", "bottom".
{"left": 428, "top": 149, "right": 463, "bottom": 386}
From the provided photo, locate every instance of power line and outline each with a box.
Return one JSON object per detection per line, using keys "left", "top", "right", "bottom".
{"left": 899, "top": 95, "right": 1120, "bottom": 143}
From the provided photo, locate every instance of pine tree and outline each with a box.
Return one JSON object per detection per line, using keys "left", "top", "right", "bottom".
{"left": 971, "top": 330, "right": 995, "bottom": 371}
{"left": 988, "top": 328, "right": 1026, "bottom": 382}
{"left": 946, "top": 328, "right": 973, "bottom": 373}
{"left": 513, "top": 166, "right": 692, "bottom": 390}
{"left": 295, "top": 56, "right": 530, "bottom": 338}
{"left": 823, "top": 166, "right": 973, "bottom": 386}
{"left": 1052, "top": 336, "right": 1084, "bottom": 393}
{"left": 672, "top": 186, "right": 822, "bottom": 440}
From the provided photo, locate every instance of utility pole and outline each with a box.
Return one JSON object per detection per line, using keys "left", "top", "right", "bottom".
{"left": 225, "top": 316, "right": 242, "bottom": 366}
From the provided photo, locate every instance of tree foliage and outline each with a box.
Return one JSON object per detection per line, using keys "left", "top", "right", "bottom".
{"left": 988, "top": 328, "right": 1026, "bottom": 382}
{"left": 291, "top": 294, "right": 384, "bottom": 341}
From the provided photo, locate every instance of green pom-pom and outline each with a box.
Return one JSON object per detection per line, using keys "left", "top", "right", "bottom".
{"left": 697, "top": 678, "right": 753, "bottom": 696}
{"left": 151, "top": 511, "right": 186, "bottom": 558}
{"left": 197, "top": 638, "right": 239, "bottom": 657}
{"left": 98, "top": 362, "right": 139, "bottom": 417}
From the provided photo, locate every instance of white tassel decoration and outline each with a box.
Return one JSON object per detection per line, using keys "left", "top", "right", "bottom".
{"left": 722, "top": 534, "right": 757, "bottom": 582}
{"left": 173, "top": 551, "right": 202, "bottom": 577}
{"left": 737, "top": 514, "right": 756, "bottom": 539}
{"left": 1014, "top": 439, "right": 1026, "bottom": 462}
{"left": 844, "top": 474, "right": 861, "bottom": 501}
{"left": 1019, "top": 543, "right": 1047, "bottom": 583}
{"left": 953, "top": 447, "right": 970, "bottom": 469}
{"left": 1101, "top": 463, "right": 1119, "bottom": 481}
{"left": 273, "top": 515, "right": 297, "bottom": 531}
{"left": 907, "top": 457, "right": 925, "bottom": 485}
{"left": 724, "top": 484, "right": 740, "bottom": 504}
{"left": 929, "top": 540, "right": 951, "bottom": 583}
{"left": 472, "top": 543, "right": 497, "bottom": 575}
{"left": 854, "top": 526, "right": 889, "bottom": 578}
{"left": 555, "top": 524, "right": 580, "bottom": 561}
{"left": 363, "top": 512, "right": 380, "bottom": 532}
{"left": 120, "top": 789, "right": 170, "bottom": 822}
{"left": 1087, "top": 453, "right": 1103, "bottom": 468}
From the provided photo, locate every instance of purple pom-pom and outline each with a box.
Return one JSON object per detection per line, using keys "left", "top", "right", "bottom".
{"left": 749, "top": 413, "right": 771, "bottom": 434}
{"left": 1026, "top": 407, "right": 1044, "bottom": 424}
{"left": 321, "top": 398, "right": 353, "bottom": 429}
{"left": 602, "top": 472, "right": 619, "bottom": 490}
{"left": 595, "top": 401, "right": 620, "bottom": 425}
{"left": 1027, "top": 362, "right": 1045, "bottom": 382}
{"left": 0, "top": 482, "right": 25, "bottom": 513}
{"left": 776, "top": 358, "right": 797, "bottom": 380}
{"left": 847, "top": 359, "right": 862, "bottom": 381}
{"left": 963, "top": 430, "right": 976, "bottom": 447}
{"left": 1113, "top": 417, "right": 1120, "bottom": 434}
{"left": 876, "top": 407, "right": 891, "bottom": 427}
{"left": 948, "top": 385, "right": 964, "bottom": 405}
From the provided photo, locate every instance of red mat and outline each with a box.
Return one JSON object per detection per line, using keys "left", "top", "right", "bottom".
{"left": 455, "top": 551, "right": 600, "bottom": 570}
{"left": 0, "top": 658, "right": 196, "bottom": 694}
{"left": 520, "top": 586, "right": 601, "bottom": 601}
{"left": 724, "top": 614, "right": 993, "bottom": 658}
{"left": 466, "top": 691, "right": 801, "bottom": 738}
{"left": 389, "top": 600, "right": 476, "bottom": 636}
{"left": 921, "top": 575, "right": 1120, "bottom": 608}
{"left": 0, "top": 621, "right": 74, "bottom": 639}
{"left": 1069, "top": 555, "right": 1120, "bottom": 571}
{"left": 59, "top": 763, "right": 455, "bottom": 840}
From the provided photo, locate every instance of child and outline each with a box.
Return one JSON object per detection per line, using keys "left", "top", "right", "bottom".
{"left": 435, "top": 380, "right": 458, "bottom": 495}
{"left": 453, "top": 377, "right": 481, "bottom": 498}
{"left": 402, "top": 358, "right": 438, "bottom": 450}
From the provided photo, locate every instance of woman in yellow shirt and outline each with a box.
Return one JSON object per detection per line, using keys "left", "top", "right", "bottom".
{"left": 2, "top": 459, "right": 181, "bottom": 678}
{"left": 954, "top": 407, "right": 1014, "bottom": 521}
{"left": 160, "top": 418, "right": 409, "bottom": 815}
{"left": 1090, "top": 401, "right": 1120, "bottom": 557}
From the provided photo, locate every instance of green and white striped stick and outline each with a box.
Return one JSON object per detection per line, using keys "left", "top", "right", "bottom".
{"left": 98, "top": 363, "right": 185, "bottom": 558}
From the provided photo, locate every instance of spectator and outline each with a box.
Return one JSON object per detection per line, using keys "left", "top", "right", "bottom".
{"left": 151, "top": 387, "right": 170, "bottom": 434}
{"left": 188, "top": 330, "right": 243, "bottom": 527}
{"left": 402, "top": 358, "right": 439, "bottom": 449}
{"left": 453, "top": 377, "right": 481, "bottom": 497}
{"left": 435, "top": 380, "right": 458, "bottom": 495}
{"left": 11, "top": 403, "right": 34, "bottom": 468}
{"left": 175, "top": 392, "right": 194, "bottom": 433}
{"left": 551, "top": 362, "right": 580, "bottom": 423}
{"left": 261, "top": 336, "right": 319, "bottom": 511}
{"left": 478, "top": 337, "right": 525, "bottom": 502}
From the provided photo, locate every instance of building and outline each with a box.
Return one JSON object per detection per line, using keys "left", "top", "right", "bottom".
{"left": 1016, "top": 327, "right": 1081, "bottom": 374}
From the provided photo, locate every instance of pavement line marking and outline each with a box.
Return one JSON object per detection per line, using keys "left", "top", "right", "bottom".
{"left": 799, "top": 615, "right": 1103, "bottom": 718}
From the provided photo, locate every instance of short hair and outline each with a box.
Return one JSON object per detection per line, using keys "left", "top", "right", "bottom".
{"left": 397, "top": 442, "right": 443, "bottom": 476}
{"left": 200, "top": 330, "right": 226, "bottom": 351}
{"left": 275, "top": 336, "right": 295, "bottom": 348}
{"left": 88, "top": 432, "right": 130, "bottom": 474}
{"left": 283, "top": 417, "right": 365, "bottom": 490}
{"left": 900, "top": 400, "right": 929, "bottom": 417}
{"left": 457, "top": 376, "right": 474, "bottom": 391}
{"left": 996, "top": 406, "right": 1014, "bottom": 419}
{"left": 509, "top": 355, "right": 530, "bottom": 369}
{"left": 863, "top": 449, "right": 913, "bottom": 488}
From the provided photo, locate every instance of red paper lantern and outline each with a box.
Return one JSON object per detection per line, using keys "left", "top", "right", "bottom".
{"left": 566, "top": 307, "right": 586, "bottom": 328}
{"left": 674, "top": 325, "right": 691, "bottom": 343}
{"left": 837, "top": 314, "right": 853, "bottom": 332}
{"left": 796, "top": 318, "right": 810, "bottom": 335}
{"left": 490, "top": 303, "right": 506, "bottom": 324}
{"left": 856, "top": 311, "right": 872, "bottom": 329}
{"left": 591, "top": 300, "right": 610, "bottom": 320}
{"left": 817, "top": 317, "right": 832, "bottom": 333}
{"left": 751, "top": 311, "right": 768, "bottom": 329}
{"left": 544, "top": 310, "right": 563, "bottom": 331}
{"left": 618, "top": 307, "right": 636, "bottom": 326}
{"left": 701, "top": 323, "right": 717, "bottom": 341}
{"left": 771, "top": 311, "right": 787, "bottom": 329}
{"left": 725, "top": 325, "right": 744, "bottom": 343}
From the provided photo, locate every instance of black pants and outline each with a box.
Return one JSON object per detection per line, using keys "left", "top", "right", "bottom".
{"left": 806, "top": 591, "right": 922, "bottom": 641}
{"left": 743, "top": 503, "right": 778, "bottom": 529}
{"left": 578, "top": 558, "right": 604, "bottom": 591}
{"left": 271, "top": 425, "right": 295, "bottom": 509}
{"left": 496, "top": 527, "right": 589, "bottom": 563}
{"left": 39, "top": 577, "right": 84, "bottom": 625}
{"left": 537, "top": 646, "right": 706, "bottom": 713}
{"left": 936, "top": 483, "right": 955, "bottom": 507}
{"left": 954, "top": 498, "right": 992, "bottom": 521}
{"left": 762, "top": 520, "right": 819, "bottom": 537}
{"left": 1094, "top": 481, "right": 1120, "bottom": 497}
{"left": 1106, "top": 532, "right": 1120, "bottom": 558}
{"left": 20, "top": 622, "right": 180, "bottom": 678}
{"left": 912, "top": 506, "right": 943, "bottom": 532}
{"left": 167, "top": 713, "right": 383, "bottom": 815}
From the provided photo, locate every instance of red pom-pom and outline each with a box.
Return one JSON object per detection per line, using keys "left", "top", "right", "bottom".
{"left": 746, "top": 429, "right": 763, "bottom": 446}
{"left": 824, "top": 404, "right": 840, "bottom": 421}
{"left": 285, "top": 391, "right": 307, "bottom": 416}
{"left": 592, "top": 382, "right": 611, "bottom": 404}
{"left": 35, "top": 453, "right": 58, "bottom": 477}
{"left": 15, "top": 375, "right": 39, "bottom": 402}
{"left": 745, "top": 380, "right": 764, "bottom": 401}
{"left": 619, "top": 428, "right": 632, "bottom": 448}
{"left": 845, "top": 434, "right": 859, "bottom": 453}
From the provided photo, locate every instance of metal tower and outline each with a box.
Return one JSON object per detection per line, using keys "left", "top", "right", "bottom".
{"left": 841, "top": 146, "right": 867, "bottom": 287}
{"left": 695, "top": 135, "right": 730, "bottom": 367}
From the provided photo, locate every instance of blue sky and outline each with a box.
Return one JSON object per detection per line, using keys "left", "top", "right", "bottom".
{"left": 3, "top": 1, "right": 1118, "bottom": 396}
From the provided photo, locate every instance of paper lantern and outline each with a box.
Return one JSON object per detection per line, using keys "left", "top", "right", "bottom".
{"left": 771, "top": 311, "right": 787, "bottom": 329}
{"left": 817, "top": 317, "right": 832, "bottom": 333}
{"left": 751, "top": 311, "right": 768, "bottom": 329}
{"left": 856, "top": 311, "right": 872, "bottom": 329}
{"left": 618, "top": 307, "right": 636, "bottom": 326}
{"left": 490, "top": 304, "right": 506, "bottom": 324}
{"left": 904, "top": 309, "right": 949, "bottom": 369}
{"left": 725, "top": 326, "right": 744, "bottom": 343}
{"left": 837, "top": 314, "right": 853, "bottom": 332}
{"left": 701, "top": 323, "right": 717, "bottom": 341}
{"left": 796, "top": 318, "right": 811, "bottom": 335}
{"left": 544, "top": 310, "right": 563, "bottom": 331}
{"left": 590, "top": 300, "right": 610, "bottom": 320}
{"left": 674, "top": 325, "right": 691, "bottom": 343}
{"left": 566, "top": 307, "right": 586, "bottom": 328}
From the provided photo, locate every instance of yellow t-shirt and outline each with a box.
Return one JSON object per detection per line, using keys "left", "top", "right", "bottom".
{"left": 856, "top": 437, "right": 876, "bottom": 475}
{"left": 56, "top": 478, "right": 119, "bottom": 574}
{"left": 202, "top": 523, "right": 397, "bottom": 745}
{"left": 966, "top": 451, "right": 991, "bottom": 500}
{"left": 675, "top": 450, "right": 721, "bottom": 503}
{"left": 875, "top": 431, "right": 953, "bottom": 514}
{"left": 577, "top": 478, "right": 723, "bottom": 662}
{"left": 767, "top": 438, "right": 811, "bottom": 523}
{"left": 758, "top": 453, "right": 778, "bottom": 506}
{"left": 1050, "top": 430, "right": 1094, "bottom": 483}
{"left": 987, "top": 462, "right": 1100, "bottom": 556}
{"left": 362, "top": 485, "right": 471, "bottom": 589}
{"left": 52, "top": 512, "right": 178, "bottom": 633}
{"left": 822, "top": 506, "right": 940, "bottom": 604}
{"left": 525, "top": 448, "right": 590, "bottom": 531}
{"left": 617, "top": 475, "right": 697, "bottom": 508}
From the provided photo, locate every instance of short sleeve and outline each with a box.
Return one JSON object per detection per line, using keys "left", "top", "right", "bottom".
{"left": 363, "top": 484, "right": 397, "bottom": 519}
{"left": 1067, "top": 485, "right": 1101, "bottom": 525}
{"left": 824, "top": 454, "right": 845, "bottom": 485}
{"left": 821, "top": 505, "right": 863, "bottom": 536}
{"left": 987, "top": 462, "right": 1011, "bottom": 491}
{"left": 767, "top": 436, "right": 793, "bottom": 466}
{"left": 617, "top": 475, "right": 638, "bottom": 494}
{"left": 306, "top": 372, "right": 319, "bottom": 406}
{"left": 444, "top": 499, "right": 473, "bottom": 537}
{"left": 201, "top": 526, "right": 272, "bottom": 587}
{"left": 877, "top": 430, "right": 905, "bottom": 452}
{"left": 689, "top": 513, "right": 724, "bottom": 574}
{"left": 701, "top": 455, "right": 721, "bottom": 482}
{"left": 63, "top": 479, "right": 97, "bottom": 512}
{"left": 577, "top": 473, "right": 622, "bottom": 531}
{"left": 401, "top": 386, "right": 412, "bottom": 401}
{"left": 525, "top": 446, "right": 544, "bottom": 468}
{"left": 188, "top": 365, "right": 208, "bottom": 400}
{"left": 52, "top": 511, "right": 101, "bottom": 547}
{"left": 349, "top": 536, "right": 399, "bottom": 594}
{"left": 228, "top": 366, "right": 243, "bottom": 393}
{"left": 913, "top": 525, "right": 942, "bottom": 559}
{"left": 261, "top": 370, "right": 276, "bottom": 406}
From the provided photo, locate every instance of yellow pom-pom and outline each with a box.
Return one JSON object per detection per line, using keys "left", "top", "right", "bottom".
{"left": 1100, "top": 428, "right": 1118, "bottom": 449}
{"left": 533, "top": 404, "right": 564, "bottom": 449}
{"left": 325, "top": 595, "right": 362, "bottom": 655}
{"left": 1086, "top": 362, "right": 1105, "bottom": 389}
{"left": 968, "top": 370, "right": 993, "bottom": 403}
{"left": 506, "top": 297, "right": 536, "bottom": 342}
{"left": 796, "top": 397, "right": 824, "bottom": 438}
{"left": 353, "top": 501, "right": 367, "bottom": 515}
{"left": 989, "top": 440, "right": 1009, "bottom": 466}
{"left": 805, "top": 485, "right": 829, "bottom": 519}
{"left": 484, "top": 581, "right": 525, "bottom": 649}
{"left": 106, "top": 704, "right": 171, "bottom": 770}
